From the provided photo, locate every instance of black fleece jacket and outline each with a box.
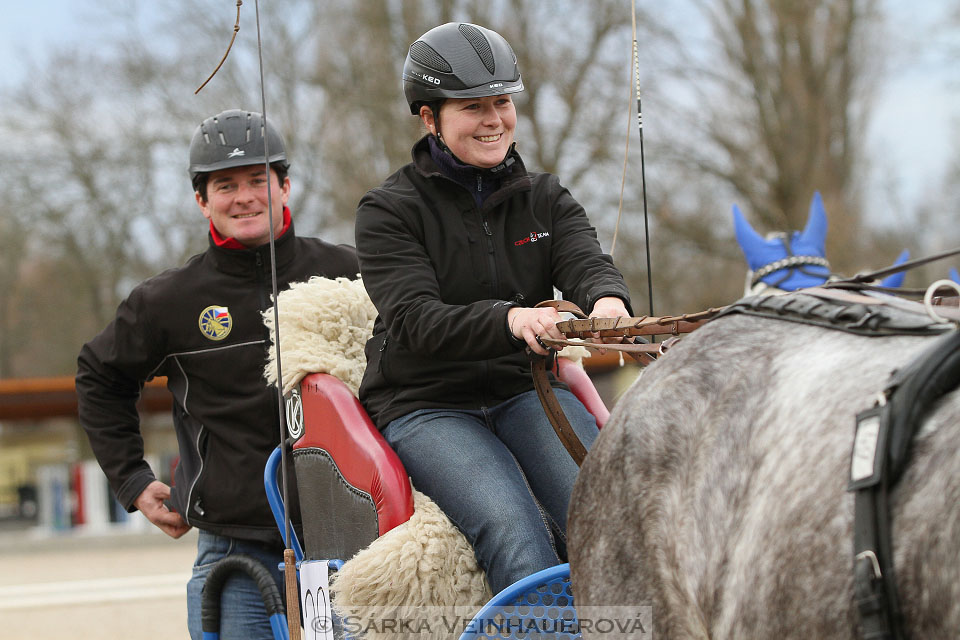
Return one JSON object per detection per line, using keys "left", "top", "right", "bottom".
{"left": 76, "top": 222, "right": 358, "bottom": 544}
{"left": 355, "top": 135, "right": 631, "bottom": 429}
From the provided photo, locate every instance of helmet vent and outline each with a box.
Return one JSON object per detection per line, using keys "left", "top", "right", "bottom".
{"left": 409, "top": 40, "right": 452, "bottom": 73}
{"left": 211, "top": 116, "right": 227, "bottom": 145}
{"left": 459, "top": 24, "right": 495, "bottom": 74}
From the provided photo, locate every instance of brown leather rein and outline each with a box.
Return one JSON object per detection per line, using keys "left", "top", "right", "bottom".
{"left": 530, "top": 300, "right": 722, "bottom": 465}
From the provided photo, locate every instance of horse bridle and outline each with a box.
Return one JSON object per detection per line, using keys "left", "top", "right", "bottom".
{"left": 750, "top": 253, "right": 831, "bottom": 288}
{"left": 747, "top": 233, "right": 832, "bottom": 290}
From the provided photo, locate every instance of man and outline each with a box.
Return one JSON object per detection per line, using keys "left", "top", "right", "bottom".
{"left": 76, "top": 109, "right": 358, "bottom": 638}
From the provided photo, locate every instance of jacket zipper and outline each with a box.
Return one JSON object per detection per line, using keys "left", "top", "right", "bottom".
{"left": 378, "top": 334, "right": 388, "bottom": 374}
{"left": 480, "top": 215, "right": 499, "bottom": 408}
{"left": 255, "top": 252, "right": 269, "bottom": 312}
{"left": 481, "top": 218, "right": 499, "bottom": 297}
{"left": 185, "top": 425, "right": 206, "bottom": 523}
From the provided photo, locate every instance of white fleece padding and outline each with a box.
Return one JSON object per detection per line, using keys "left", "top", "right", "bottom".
{"left": 262, "top": 275, "right": 376, "bottom": 396}
{"left": 557, "top": 342, "right": 589, "bottom": 365}
{"left": 329, "top": 488, "right": 492, "bottom": 639}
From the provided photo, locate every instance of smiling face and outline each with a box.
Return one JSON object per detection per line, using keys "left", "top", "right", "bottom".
{"left": 421, "top": 95, "right": 517, "bottom": 168}
{"left": 196, "top": 164, "right": 290, "bottom": 248}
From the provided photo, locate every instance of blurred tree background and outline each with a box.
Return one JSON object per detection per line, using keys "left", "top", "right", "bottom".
{"left": 1, "top": 0, "right": 958, "bottom": 379}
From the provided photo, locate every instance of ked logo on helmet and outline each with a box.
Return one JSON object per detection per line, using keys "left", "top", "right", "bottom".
{"left": 198, "top": 305, "right": 233, "bottom": 341}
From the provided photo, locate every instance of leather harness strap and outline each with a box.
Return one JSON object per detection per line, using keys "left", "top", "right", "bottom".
{"left": 528, "top": 300, "right": 720, "bottom": 465}
{"left": 553, "top": 308, "right": 722, "bottom": 339}
{"left": 848, "top": 328, "right": 960, "bottom": 640}
{"left": 528, "top": 301, "right": 590, "bottom": 466}
{"left": 530, "top": 354, "right": 588, "bottom": 466}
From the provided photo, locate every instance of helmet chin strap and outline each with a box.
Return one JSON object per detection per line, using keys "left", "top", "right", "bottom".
{"left": 426, "top": 102, "right": 443, "bottom": 140}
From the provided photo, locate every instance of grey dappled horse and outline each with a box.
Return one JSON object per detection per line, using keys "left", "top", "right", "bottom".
{"left": 567, "top": 291, "right": 960, "bottom": 638}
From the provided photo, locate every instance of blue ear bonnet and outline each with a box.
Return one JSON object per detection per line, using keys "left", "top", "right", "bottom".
{"left": 734, "top": 192, "right": 832, "bottom": 291}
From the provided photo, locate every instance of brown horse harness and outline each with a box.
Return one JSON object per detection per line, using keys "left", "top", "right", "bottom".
{"left": 528, "top": 300, "right": 722, "bottom": 466}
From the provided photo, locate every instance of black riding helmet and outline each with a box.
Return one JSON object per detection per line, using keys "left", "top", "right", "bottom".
{"left": 188, "top": 109, "right": 289, "bottom": 183}
{"left": 403, "top": 23, "right": 524, "bottom": 115}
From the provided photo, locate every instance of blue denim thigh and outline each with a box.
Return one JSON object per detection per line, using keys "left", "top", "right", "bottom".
{"left": 187, "top": 530, "right": 286, "bottom": 640}
{"left": 489, "top": 389, "right": 598, "bottom": 539}
{"left": 384, "top": 408, "right": 562, "bottom": 594}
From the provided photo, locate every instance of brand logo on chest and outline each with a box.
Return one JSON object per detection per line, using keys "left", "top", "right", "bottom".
{"left": 198, "top": 305, "right": 233, "bottom": 341}
{"left": 514, "top": 231, "right": 550, "bottom": 247}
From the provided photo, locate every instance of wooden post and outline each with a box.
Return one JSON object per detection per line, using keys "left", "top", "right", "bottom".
{"left": 284, "top": 548, "right": 302, "bottom": 640}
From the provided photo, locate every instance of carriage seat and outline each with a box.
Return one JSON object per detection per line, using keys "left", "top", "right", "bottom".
{"left": 287, "top": 356, "right": 609, "bottom": 563}
{"left": 291, "top": 373, "right": 413, "bottom": 562}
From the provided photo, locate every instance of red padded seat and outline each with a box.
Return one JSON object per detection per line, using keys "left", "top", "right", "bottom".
{"left": 292, "top": 373, "right": 414, "bottom": 561}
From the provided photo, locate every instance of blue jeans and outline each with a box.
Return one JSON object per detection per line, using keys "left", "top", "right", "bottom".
{"left": 187, "top": 530, "right": 286, "bottom": 640}
{"left": 383, "top": 389, "right": 598, "bottom": 594}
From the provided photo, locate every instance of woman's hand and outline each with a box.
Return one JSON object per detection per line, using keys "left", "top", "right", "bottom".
{"left": 589, "top": 296, "right": 631, "bottom": 346}
{"left": 507, "top": 306, "right": 565, "bottom": 356}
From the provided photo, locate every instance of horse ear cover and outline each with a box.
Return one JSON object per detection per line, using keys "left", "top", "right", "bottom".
{"left": 797, "top": 191, "right": 828, "bottom": 251}
{"left": 733, "top": 203, "right": 774, "bottom": 271}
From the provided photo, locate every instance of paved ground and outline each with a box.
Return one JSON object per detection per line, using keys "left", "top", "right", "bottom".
{"left": 0, "top": 524, "right": 197, "bottom": 639}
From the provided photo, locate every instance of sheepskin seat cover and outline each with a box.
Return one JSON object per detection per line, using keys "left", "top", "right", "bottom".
{"left": 330, "top": 488, "right": 492, "bottom": 639}
{"left": 263, "top": 275, "right": 376, "bottom": 396}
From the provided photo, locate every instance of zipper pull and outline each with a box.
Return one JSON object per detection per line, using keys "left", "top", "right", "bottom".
{"left": 379, "top": 335, "right": 388, "bottom": 352}
{"left": 477, "top": 174, "right": 482, "bottom": 193}
{"left": 482, "top": 220, "right": 493, "bottom": 236}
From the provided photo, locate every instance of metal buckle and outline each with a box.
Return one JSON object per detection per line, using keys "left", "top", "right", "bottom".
{"left": 923, "top": 279, "right": 960, "bottom": 325}
{"left": 855, "top": 550, "right": 882, "bottom": 580}
{"left": 658, "top": 336, "right": 681, "bottom": 356}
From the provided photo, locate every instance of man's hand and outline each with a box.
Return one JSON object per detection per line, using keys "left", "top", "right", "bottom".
{"left": 134, "top": 480, "right": 191, "bottom": 539}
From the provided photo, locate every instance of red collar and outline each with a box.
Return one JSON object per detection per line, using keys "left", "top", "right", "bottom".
{"left": 210, "top": 207, "right": 292, "bottom": 249}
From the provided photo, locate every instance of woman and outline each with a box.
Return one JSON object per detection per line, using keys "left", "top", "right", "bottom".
{"left": 355, "top": 22, "right": 632, "bottom": 593}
